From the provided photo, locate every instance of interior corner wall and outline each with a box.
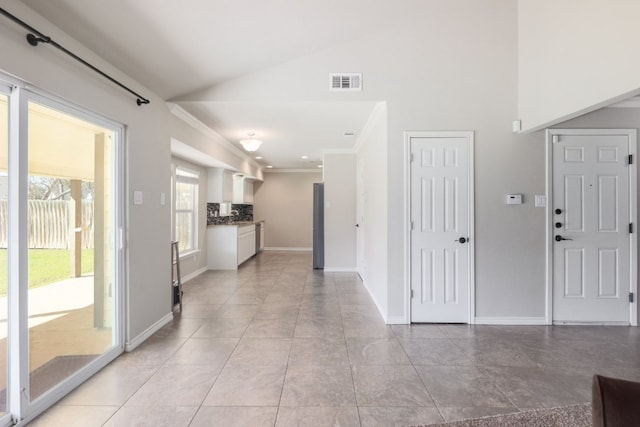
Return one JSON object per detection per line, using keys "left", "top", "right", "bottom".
{"left": 323, "top": 153, "right": 357, "bottom": 270}
{"left": 171, "top": 157, "right": 208, "bottom": 280}
{"left": 518, "top": 0, "right": 640, "bottom": 132}
{"left": 355, "top": 104, "right": 389, "bottom": 319}
{"left": 253, "top": 172, "right": 321, "bottom": 249}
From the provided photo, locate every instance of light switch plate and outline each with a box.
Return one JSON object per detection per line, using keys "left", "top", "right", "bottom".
{"left": 133, "top": 190, "right": 143, "bottom": 205}
{"left": 534, "top": 195, "right": 546, "bottom": 208}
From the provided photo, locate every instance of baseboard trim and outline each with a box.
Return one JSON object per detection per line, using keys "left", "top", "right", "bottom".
{"left": 552, "top": 321, "right": 629, "bottom": 326}
{"left": 125, "top": 312, "right": 174, "bottom": 352}
{"left": 474, "top": 316, "right": 547, "bottom": 325}
{"left": 324, "top": 267, "right": 357, "bottom": 272}
{"left": 360, "top": 280, "right": 388, "bottom": 321}
{"left": 386, "top": 316, "right": 407, "bottom": 325}
{"left": 182, "top": 266, "right": 207, "bottom": 283}
{"left": 264, "top": 247, "right": 312, "bottom": 252}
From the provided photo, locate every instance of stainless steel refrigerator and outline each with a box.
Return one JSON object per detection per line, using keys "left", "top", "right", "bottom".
{"left": 312, "top": 183, "right": 324, "bottom": 269}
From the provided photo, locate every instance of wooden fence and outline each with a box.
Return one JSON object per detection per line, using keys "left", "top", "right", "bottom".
{"left": 0, "top": 200, "right": 94, "bottom": 249}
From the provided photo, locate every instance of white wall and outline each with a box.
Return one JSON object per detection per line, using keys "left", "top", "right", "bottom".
{"left": 0, "top": 0, "right": 259, "bottom": 342}
{"left": 323, "top": 153, "right": 357, "bottom": 270}
{"left": 183, "top": 1, "right": 543, "bottom": 321}
{"left": 518, "top": 0, "right": 640, "bottom": 132}
{"left": 171, "top": 157, "right": 208, "bottom": 280}
{"left": 253, "top": 171, "right": 321, "bottom": 249}
{"left": 355, "top": 103, "right": 389, "bottom": 319}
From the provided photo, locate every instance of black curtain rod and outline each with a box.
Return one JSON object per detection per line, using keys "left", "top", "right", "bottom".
{"left": 0, "top": 7, "right": 150, "bottom": 106}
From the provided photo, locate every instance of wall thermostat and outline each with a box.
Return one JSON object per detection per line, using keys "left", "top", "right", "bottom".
{"left": 505, "top": 194, "right": 523, "bottom": 205}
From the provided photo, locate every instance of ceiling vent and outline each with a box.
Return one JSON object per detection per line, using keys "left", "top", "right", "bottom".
{"left": 330, "top": 73, "right": 362, "bottom": 92}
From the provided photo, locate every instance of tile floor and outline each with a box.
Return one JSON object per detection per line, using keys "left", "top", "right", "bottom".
{"left": 31, "top": 251, "right": 640, "bottom": 426}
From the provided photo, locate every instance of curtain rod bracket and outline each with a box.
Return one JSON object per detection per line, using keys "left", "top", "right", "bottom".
{"left": 26, "top": 33, "right": 50, "bottom": 46}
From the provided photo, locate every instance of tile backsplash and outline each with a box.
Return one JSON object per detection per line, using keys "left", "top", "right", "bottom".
{"left": 207, "top": 203, "right": 253, "bottom": 225}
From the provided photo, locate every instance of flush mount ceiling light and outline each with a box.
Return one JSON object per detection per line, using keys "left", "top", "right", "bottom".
{"left": 239, "top": 132, "right": 262, "bottom": 152}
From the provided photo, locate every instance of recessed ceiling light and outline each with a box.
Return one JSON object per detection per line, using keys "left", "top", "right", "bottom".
{"left": 343, "top": 131, "right": 356, "bottom": 137}
{"left": 255, "top": 156, "right": 263, "bottom": 159}
{"left": 266, "top": 165, "right": 273, "bottom": 168}
{"left": 301, "top": 155, "right": 308, "bottom": 159}
{"left": 317, "top": 165, "right": 323, "bottom": 168}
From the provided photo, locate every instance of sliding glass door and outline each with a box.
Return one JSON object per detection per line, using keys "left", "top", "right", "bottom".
{"left": 27, "top": 99, "right": 120, "bottom": 403}
{"left": 0, "top": 87, "right": 9, "bottom": 421}
{"left": 0, "top": 79, "right": 124, "bottom": 423}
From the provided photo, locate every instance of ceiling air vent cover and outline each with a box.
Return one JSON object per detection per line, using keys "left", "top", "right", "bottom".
{"left": 330, "top": 73, "right": 362, "bottom": 91}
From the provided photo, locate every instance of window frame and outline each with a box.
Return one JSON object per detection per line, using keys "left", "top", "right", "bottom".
{"left": 174, "top": 166, "right": 199, "bottom": 255}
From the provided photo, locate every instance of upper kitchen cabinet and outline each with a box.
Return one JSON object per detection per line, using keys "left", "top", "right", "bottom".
{"left": 207, "top": 168, "right": 234, "bottom": 203}
{"left": 233, "top": 175, "right": 254, "bottom": 204}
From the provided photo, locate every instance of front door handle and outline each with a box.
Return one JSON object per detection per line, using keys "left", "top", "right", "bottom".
{"left": 555, "top": 235, "right": 573, "bottom": 242}
{"left": 455, "top": 237, "right": 468, "bottom": 244}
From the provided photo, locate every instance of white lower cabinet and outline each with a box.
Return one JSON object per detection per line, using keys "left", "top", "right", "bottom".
{"left": 237, "top": 225, "right": 256, "bottom": 265}
{"left": 207, "top": 224, "right": 256, "bottom": 270}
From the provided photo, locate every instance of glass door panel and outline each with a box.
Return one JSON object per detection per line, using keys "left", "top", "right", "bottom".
{"left": 0, "top": 92, "right": 8, "bottom": 414}
{"left": 27, "top": 101, "right": 116, "bottom": 400}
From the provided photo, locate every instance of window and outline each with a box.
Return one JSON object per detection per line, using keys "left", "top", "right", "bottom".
{"left": 175, "top": 167, "right": 199, "bottom": 253}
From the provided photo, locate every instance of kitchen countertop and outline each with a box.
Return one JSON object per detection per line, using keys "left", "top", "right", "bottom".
{"left": 207, "top": 220, "right": 264, "bottom": 227}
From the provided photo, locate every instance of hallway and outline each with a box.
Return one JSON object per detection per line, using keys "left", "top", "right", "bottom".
{"left": 32, "top": 251, "right": 640, "bottom": 426}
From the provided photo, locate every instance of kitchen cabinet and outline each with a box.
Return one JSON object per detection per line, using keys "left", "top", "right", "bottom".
{"left": 233, "top": 175, "right": 254, "bottom": 204}
{"left": 207, "top": 168, "right": 233, "bottom": 203}
{"left": 207, "top": 224, "right": 256, "bottom": 270}
{"left": 237, "top": 225, "right": 256, "bottom": 264}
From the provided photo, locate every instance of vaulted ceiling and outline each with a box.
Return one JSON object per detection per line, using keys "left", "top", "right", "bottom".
{"left": 22, "top": 0, "right": 425, "bottom": 169}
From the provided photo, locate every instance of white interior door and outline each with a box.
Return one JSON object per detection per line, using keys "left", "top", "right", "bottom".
{"left": 410, "top": 132, "right": 473, "bottom": 323}
{"left": 551, "top": 130, "right": 636, "bottom": 324}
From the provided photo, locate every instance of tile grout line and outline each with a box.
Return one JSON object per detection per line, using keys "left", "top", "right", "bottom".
{"left": 338, "top": 272, "right": 365, "bottom": 427}
{"left": 272, "top": 253, "right": 300, "bottom": 426}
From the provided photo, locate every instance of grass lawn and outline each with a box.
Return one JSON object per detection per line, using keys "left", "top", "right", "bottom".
{"left": 0, "top": 249, "right": 94, "bottom": 296}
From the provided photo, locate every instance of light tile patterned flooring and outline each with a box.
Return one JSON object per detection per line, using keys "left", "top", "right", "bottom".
{"left": 31, "top": 251, "right": 640, "bottom": 426}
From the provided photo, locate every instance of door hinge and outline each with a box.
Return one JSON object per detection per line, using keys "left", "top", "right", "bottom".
{"left": 630, "top": 223, "right": 634, "bottom": 234}
{"left": 410, "top": 221, "right": 414, "bottom": 231}
{"left": 410, "top": 153, "right": 414, "bottom": 163}
{"left": 411, "top": 289, "right": 414, "bottom": 299}
{"left": 630, "top": 292, "right": 634, "bottom": 303}
{"left": 629, "top": 154, "right": 633, "bottom": 165}
{"left": 552, "top": 135, "right": 560, "bottom": 143}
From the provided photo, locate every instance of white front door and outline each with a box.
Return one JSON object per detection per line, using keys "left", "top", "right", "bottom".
{"left": 550, "top": 129, "right": 637, "bottom": 324}
{"left": 409, "top": 132, "right": 473, "bottom": 323}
